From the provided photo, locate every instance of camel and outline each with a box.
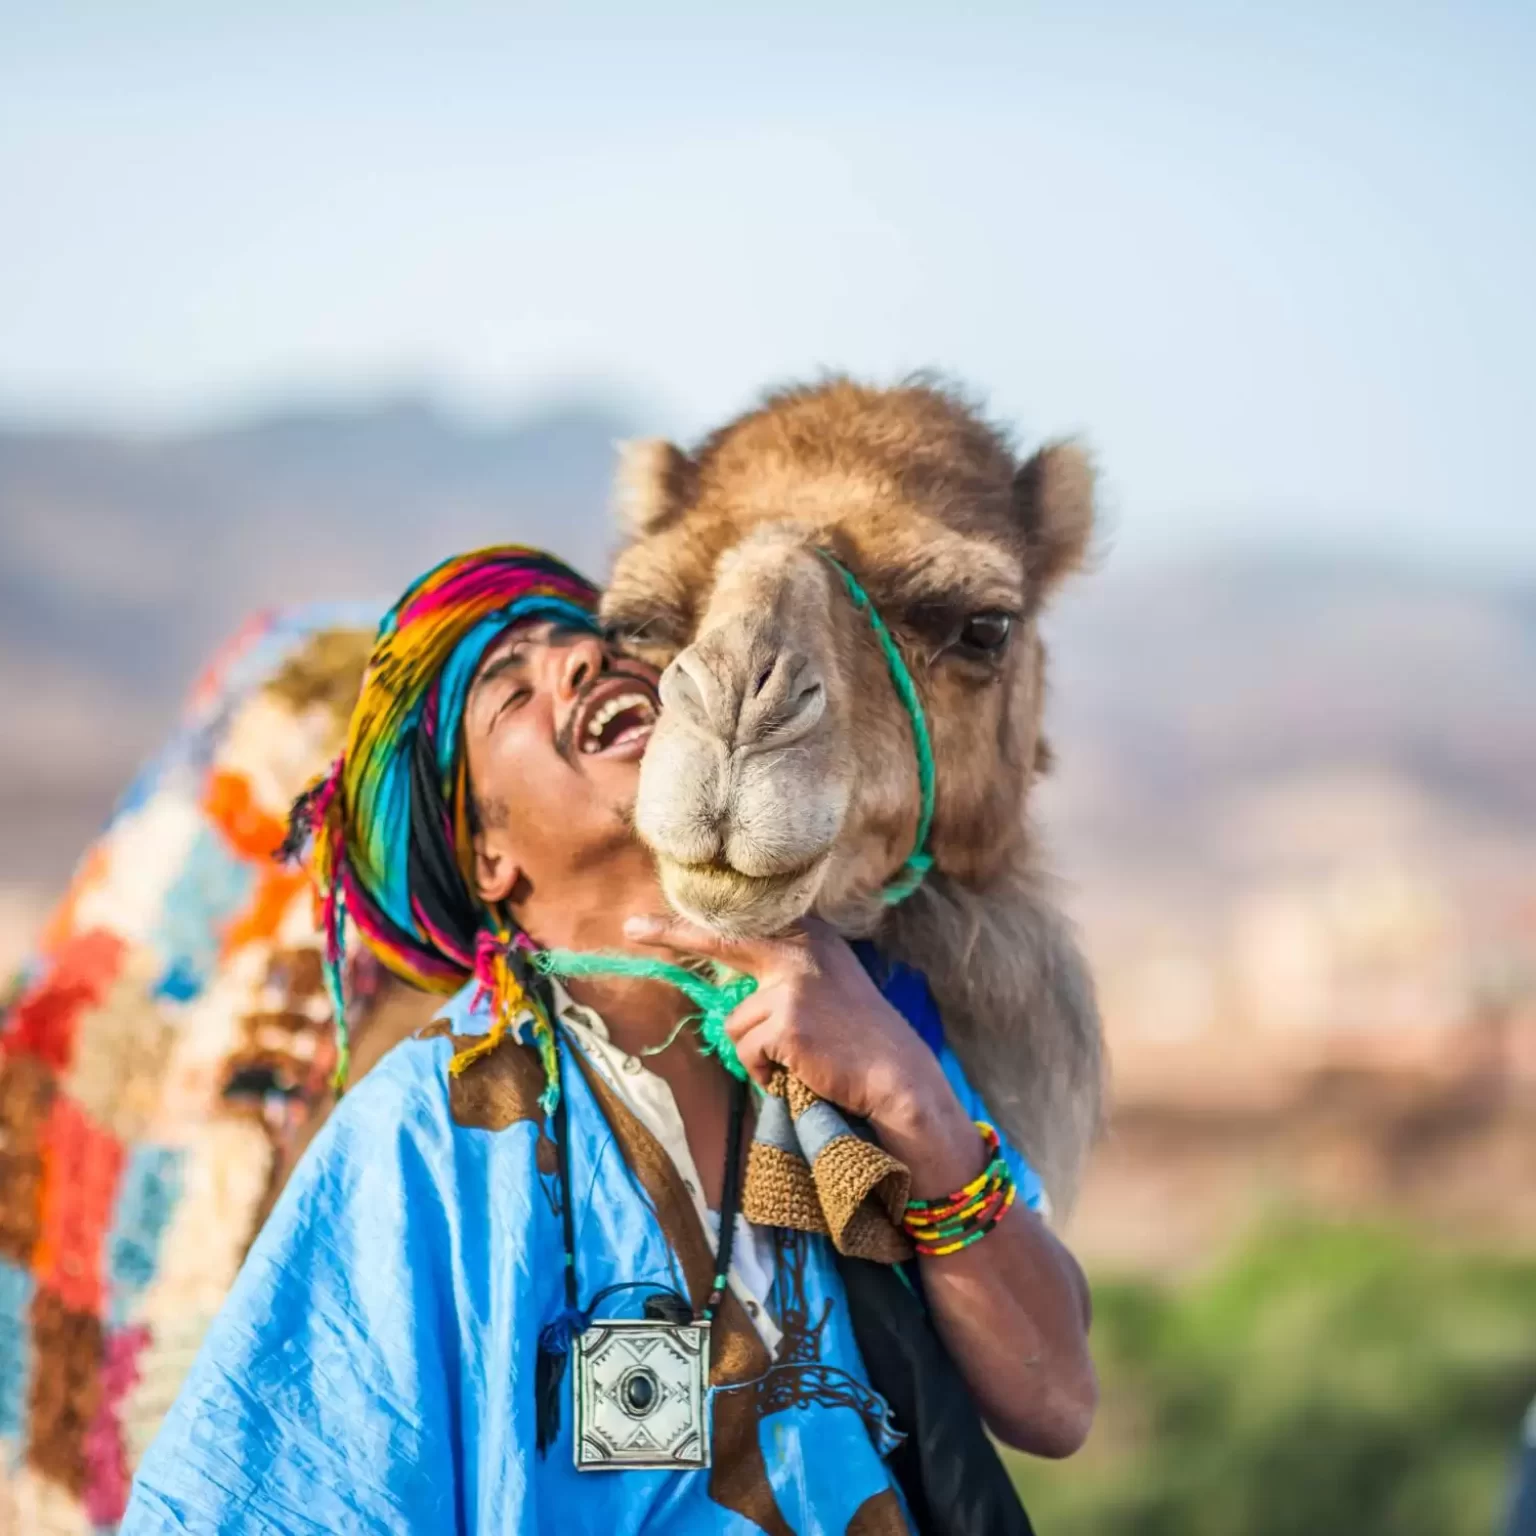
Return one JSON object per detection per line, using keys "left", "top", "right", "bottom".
{"left": 603, "top": 376, "right": 1103, "bottom": 1210}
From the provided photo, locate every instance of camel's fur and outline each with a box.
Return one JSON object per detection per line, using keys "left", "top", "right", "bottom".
{"left": 604, "top": 376, "right": 1104, "bottom": 1210}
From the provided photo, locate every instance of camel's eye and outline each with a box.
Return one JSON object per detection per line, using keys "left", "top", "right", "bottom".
{"left": 602, "top": 614, "right": 686, "bottom": 663}
{"left": 955, "top": 611, "right": 1013, "bottom": 658}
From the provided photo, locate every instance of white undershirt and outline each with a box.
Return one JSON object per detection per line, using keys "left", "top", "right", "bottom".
{"left": 548, "top": 981, "right": 782, "bottom": 1354}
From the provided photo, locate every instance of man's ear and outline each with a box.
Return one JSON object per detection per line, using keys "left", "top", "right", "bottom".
{"left": 1012, "top": 440, "right": 1096, "bottom": 593}
{"left": 472, "top": 830, "right": 521, "bottom": 906}
{"left": 613, "top": 439, "right": 698, "bottom": 538}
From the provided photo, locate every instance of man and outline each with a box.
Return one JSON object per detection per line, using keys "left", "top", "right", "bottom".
{"left": 122, "top": 546, "right": 1095, "bottom": 1534}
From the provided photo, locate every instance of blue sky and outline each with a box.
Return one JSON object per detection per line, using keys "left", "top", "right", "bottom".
{"left": 1, "top": 2, "right": 1531, "bottom": 571}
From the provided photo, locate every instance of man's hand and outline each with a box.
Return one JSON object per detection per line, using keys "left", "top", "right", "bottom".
{"left": 620, "top": 913, "right": 972, "bottom": 1178}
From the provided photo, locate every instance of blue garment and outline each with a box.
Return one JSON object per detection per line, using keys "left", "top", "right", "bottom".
{"left": 123, "top": 958, "right": 1041, "bottom": 1534}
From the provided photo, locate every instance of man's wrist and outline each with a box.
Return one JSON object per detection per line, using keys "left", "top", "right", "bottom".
{"left": 870, "top": 1071, "right": 992, "bottom": 1202}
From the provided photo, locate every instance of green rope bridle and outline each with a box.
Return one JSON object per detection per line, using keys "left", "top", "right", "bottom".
{"left": 816, "top": 551, "right": 936, "bottom": 906}
{"left": 529, "top": 550, "right": 936, "bottom": 1082}
{"left": 530, "top": 947, "right": 756, "bottom": 1078}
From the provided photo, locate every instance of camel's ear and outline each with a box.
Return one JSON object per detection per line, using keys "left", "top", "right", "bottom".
{"left": 613, "top": 439, "right": 698, "bottom": 537}
{"left": 1013, "top": 441, "right": 1095, "bottom": 591}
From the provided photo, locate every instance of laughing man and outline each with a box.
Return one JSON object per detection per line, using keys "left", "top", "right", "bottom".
{"left": 122, "top": 545, "right": 1095, "bottom": 1535}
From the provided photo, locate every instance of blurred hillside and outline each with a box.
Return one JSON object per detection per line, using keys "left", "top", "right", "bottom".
{"left": 4, "top": 397, "right": 1532, "bottom": 888}
{"left": 1041, "top": 554, "right": 1536, "bottom": 1059}
{"left": 1040, "top": 559, "right": 1536, "bottom": 1267}
{"left": 3, "top": 400, "right": 1534, "bottom": 1273}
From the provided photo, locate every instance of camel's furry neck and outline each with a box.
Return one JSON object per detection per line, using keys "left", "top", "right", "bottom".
{"left": 874, "top": 863, "right": 1105, "bottom": 1218}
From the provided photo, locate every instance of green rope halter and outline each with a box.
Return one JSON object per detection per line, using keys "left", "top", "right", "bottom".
{"left": 817, "top": 551, "right": 937, "bottom": 905}
{"left": 531, "top": 949, "right": 755, "bottom": 1079}
{"left": 523, "top": 551, "right": 936, "bottom": 1084}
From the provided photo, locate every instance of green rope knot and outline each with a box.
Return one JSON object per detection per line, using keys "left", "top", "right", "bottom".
{"left": 531, "top": 948, "right": 755, "bottom": 1079}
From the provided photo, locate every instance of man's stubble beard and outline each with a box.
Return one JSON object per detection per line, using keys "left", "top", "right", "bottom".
{"left": 568, "top": 785, "right": 649, "bottom": 877}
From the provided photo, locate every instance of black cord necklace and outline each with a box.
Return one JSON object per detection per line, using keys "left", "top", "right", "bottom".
{"left": 535, "top": 996, "right": 750, "bottom": 1469}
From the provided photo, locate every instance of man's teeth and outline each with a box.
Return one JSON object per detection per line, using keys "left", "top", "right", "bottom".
{"left": 582, "top": 692, "right": 656, "bottom": 751}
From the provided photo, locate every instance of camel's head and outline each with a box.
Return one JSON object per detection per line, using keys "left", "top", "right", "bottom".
{"left": 602, "top": 378, "right": 1095, "bottom": 937}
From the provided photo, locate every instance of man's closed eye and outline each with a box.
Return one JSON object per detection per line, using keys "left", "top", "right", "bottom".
{"left": 493, "top": 686, "right": 531, "bottom": 724}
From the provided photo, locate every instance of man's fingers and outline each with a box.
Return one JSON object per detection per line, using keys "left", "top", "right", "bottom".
{"left": 727, "top": 1013, "right": 783, "bottom": 1089}
{"left": 725, "top": 993, "right": 792, "bottom": 1090}
{"left": 722, "top": 998, "right": 773, "bottom": 1042}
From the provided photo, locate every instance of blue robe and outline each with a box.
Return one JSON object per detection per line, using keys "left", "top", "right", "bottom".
{"left": 122, "top": 959, "right": 1041, "bottom": 1534}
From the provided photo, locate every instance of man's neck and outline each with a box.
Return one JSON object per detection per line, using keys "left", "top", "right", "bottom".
{"left": 515, "top": 838, "right": 741, "bottom": 1207}
{"left": 514, "top": 842, "right": 688, "bottom": 1054}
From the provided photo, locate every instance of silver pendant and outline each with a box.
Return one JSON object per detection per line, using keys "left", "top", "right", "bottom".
{"left": 572, "top": 1319, "right": 712, "bottom": 1471}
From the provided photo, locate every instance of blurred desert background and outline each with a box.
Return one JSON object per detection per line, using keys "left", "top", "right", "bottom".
{"left": 3, "top": 5, "right": 1534, "bottom": 1532}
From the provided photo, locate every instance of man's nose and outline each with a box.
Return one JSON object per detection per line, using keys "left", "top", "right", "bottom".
{"left": 554, "top": 634, "right": 607, "bottom": 700}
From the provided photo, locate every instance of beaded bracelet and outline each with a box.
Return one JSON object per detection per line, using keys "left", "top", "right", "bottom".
{"left": 901, "top": 1122, "right": 1017, "bottom": 1257}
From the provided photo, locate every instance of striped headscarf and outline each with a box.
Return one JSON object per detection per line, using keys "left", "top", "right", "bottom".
{"left": 285, "top": 545, "right": 602, "bottom": 1094}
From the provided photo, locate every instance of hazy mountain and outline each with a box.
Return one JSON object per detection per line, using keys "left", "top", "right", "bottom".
{"left": 0, "top": 392, "right": 632, "bottom": 679}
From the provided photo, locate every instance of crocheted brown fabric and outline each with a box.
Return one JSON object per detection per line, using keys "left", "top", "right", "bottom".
{"left": 741, "top": 1068, "right": 913, "bottom": 1264}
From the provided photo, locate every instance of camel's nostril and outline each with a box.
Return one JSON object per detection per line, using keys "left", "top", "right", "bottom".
{"left": 664, "top": 639, "right": 825, "bottom": 746}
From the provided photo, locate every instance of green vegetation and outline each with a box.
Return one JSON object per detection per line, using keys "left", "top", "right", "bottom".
{"left": 1008, "top": 1220, "right": 1536, "bottom": 1535}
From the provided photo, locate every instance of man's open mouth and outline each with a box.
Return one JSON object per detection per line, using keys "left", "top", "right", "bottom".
{"left": 571, "top": 673, "right": 660, "bottom": 756}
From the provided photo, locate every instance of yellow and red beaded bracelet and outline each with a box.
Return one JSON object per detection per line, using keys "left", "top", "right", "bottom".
{"left": 901, "top": 1122, "right": 1017, "bottom": 1257}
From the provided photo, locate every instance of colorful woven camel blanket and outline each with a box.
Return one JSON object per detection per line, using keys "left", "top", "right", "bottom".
{"left": 0, "top": 605, "right": 438, "bottom": 1536}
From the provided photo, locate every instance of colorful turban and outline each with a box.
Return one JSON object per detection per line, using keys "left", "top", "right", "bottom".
{"left": 285, "top": 545, "right": 602, "bottom": 1089}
